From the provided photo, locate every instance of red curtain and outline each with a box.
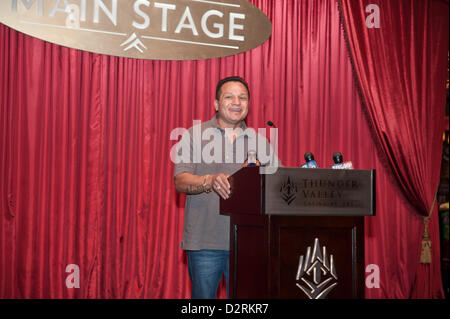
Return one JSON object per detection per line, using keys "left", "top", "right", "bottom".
{"left": 0, "top": 0, "right": 445, "bottom": 298}
{"left": 339, "top": 0, "right": 448, "bottom": 298}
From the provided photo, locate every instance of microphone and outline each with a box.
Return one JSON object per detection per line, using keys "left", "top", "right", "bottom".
{"left": 331, "top": 152, "right": 354, "bottom": 169}
{"left": 333, "top": 152, "right": 343, "bottom": 164}
{"left": 301, "top": 152, "right": 318, "bottom": 168}
{"left": 261, "top": 120, "right": 278, "bottom": 173}
{"left": 267, "top": 121, "right": 276, "bottom": 128}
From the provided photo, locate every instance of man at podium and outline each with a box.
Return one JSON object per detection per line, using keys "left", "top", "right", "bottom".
{"left": 173, "top": 76, "right": 278, "bottom": 299}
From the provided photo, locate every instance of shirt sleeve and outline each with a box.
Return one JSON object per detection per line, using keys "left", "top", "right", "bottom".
{"left": 173, "top": 130, "right": 196, "bottom": 177}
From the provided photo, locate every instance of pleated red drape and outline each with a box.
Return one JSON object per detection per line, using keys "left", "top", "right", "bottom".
{"left": 339, "top": 0, "right": 448, "bottom": 298}
{"left": 0, "top": 0, "right": 446, "bottom": 298}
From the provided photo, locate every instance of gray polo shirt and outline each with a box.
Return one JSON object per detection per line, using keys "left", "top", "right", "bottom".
{"left": 173, "top": 115, "right": 275, "bottom": 251}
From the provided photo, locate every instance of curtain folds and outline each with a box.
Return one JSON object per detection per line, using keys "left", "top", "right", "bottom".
{"left": 339, "top": 0, "right": 448, "bottom": 298}
{"left": 338, "top": 0, "right": 448, "bottom": 217}
{"left": 0, "top": 0, "right": 446, "bottom": 298}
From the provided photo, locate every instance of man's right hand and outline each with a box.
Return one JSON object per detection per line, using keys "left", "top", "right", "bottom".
{"left": 210, "top": 173, "right": 231, "bottom": 200}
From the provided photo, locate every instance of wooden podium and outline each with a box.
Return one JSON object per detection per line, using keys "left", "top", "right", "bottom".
{"left": 220, "top": 166, "right": 375, "bottom": 299}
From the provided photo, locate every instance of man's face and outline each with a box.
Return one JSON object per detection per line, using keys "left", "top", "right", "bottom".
{"left": 214, "top": 81, "right": 249, "bottom": 129}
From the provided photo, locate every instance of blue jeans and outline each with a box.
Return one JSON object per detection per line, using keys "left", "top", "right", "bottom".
{"left": 187, "top": 249, "right": 229, "bottom": 299}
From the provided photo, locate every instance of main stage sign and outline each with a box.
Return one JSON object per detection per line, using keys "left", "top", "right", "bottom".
{"left": 0, "top": 0, "right": 272, "bottom": 60}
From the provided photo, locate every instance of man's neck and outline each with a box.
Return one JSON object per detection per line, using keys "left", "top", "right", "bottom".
{"left": 216, "top": 119, "right": 245, "bottom": 144}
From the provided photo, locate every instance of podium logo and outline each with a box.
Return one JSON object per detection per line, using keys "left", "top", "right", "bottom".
{"left": 295, "top": 238, "right": 338, "bottom": 299}
{"left": 280, "top": 176, "right": 298, "bottom": 205}
{"left": 1, "top": 0, "right": 272, "bottom": 60}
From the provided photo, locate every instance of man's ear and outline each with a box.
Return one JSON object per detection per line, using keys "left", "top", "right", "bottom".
{"left": 214, "top": 100, "right": 219, "bottom": 112}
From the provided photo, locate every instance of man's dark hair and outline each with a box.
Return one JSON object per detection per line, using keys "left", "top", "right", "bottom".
{"left": 215, "top": 76, "right": 250, "bottom": 101}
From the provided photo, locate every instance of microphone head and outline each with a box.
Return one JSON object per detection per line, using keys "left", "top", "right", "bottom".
{"left": 267, "top": 121, "right": 274, "bottom": 127}
{"left": 333, "top": 152, "right": 343, "bottom": 164}
{"left": 304, "top": 152, "right": 314, "bottom": 162}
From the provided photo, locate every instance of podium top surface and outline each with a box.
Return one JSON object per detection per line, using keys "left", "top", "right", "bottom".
{"left": 220, "top": 167, "right": 375, "bottom": 217}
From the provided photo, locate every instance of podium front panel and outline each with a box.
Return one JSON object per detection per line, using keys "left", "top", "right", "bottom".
{"left": 270, "top": 216, "right": 364, "bottom": 299}
{"left": 229, "top": 215, "right": 365, "bottom": 299}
